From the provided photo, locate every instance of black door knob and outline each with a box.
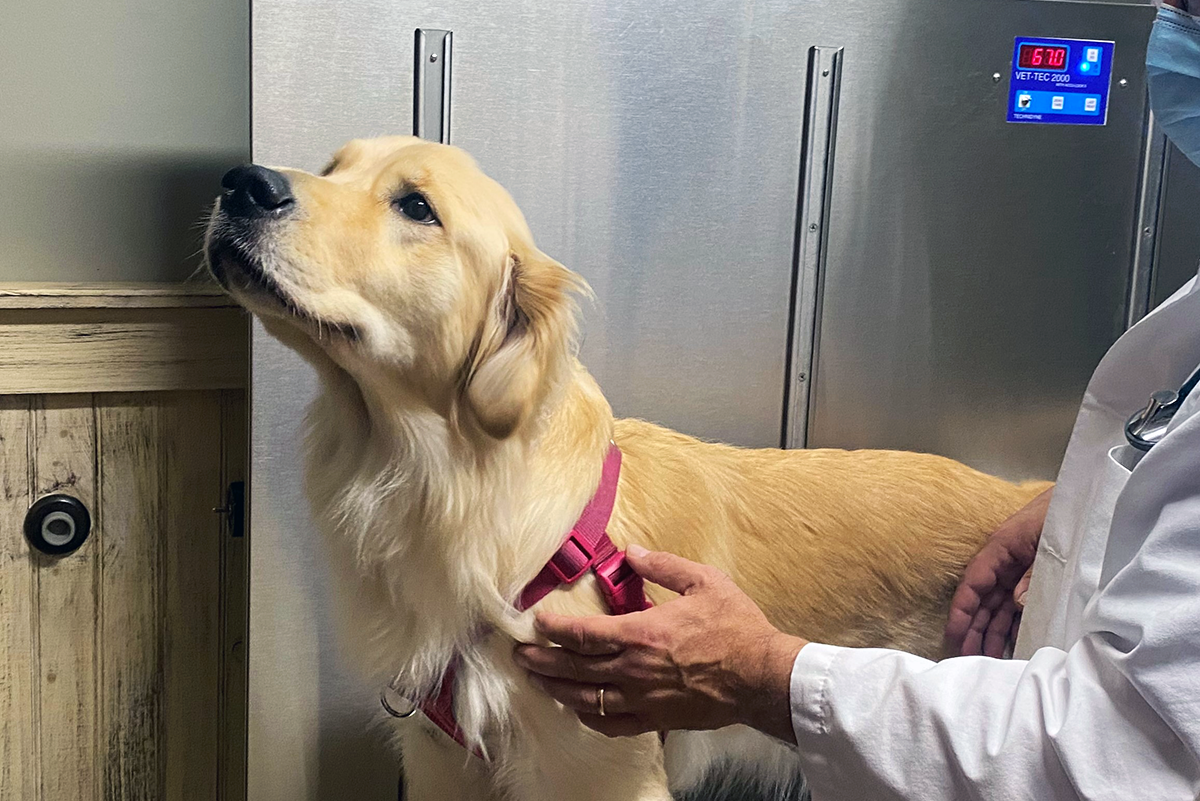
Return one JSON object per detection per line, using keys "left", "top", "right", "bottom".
{"left": 24, "top": 494, "right": 91, "bottom": 556}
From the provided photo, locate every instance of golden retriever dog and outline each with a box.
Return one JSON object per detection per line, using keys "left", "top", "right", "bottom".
{"left": 205, "top": 136, "right": 1050, "bottom": 800}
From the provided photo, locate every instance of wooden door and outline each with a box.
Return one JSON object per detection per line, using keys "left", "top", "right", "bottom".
{"left": 0, "top": 285, "right": 247, "bottom": 801}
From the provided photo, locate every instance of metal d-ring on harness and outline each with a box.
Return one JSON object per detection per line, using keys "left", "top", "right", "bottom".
{"left": 381, "top": 679, "right": 419, "bottom": 719}
{"left": 1125, "top": 364, "right": 1200, "bottom": 452}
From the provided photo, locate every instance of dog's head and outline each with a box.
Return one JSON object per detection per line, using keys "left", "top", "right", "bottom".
{"left": 205, "top": 136, "right": 583, "bottom": 440}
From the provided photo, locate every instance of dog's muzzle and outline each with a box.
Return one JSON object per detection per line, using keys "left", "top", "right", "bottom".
{"left": 207, "top": 164, "right": 294, "bottom": 290}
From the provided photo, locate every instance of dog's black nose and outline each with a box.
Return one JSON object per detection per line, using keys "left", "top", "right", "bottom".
{"left": 220, "top": 164, "right": 295, "bottom": 216}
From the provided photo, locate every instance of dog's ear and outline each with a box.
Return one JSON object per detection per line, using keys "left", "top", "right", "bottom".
{"left": 462, "top": 249, "right": 581, "bottom": 440}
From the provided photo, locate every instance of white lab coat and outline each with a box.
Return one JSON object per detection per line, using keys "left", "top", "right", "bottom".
{"left": 789, "top": 268, "right": 1200, "bottom": 800}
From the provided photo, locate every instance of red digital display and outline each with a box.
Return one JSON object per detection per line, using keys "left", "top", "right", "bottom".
{"left": 1018, "top": 43, "right": 1069, "bottom": 71}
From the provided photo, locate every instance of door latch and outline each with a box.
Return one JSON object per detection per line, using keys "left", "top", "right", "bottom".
{"left": 213, "top": 481, "right": 245, "bottom": 538}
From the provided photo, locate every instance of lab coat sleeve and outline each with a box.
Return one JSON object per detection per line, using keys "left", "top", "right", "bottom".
{"left": 790, "top": 413, "right": 1200, "bottom": 801}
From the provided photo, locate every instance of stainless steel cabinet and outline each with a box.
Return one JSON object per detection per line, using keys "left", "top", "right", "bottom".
{"left": 247, "top": 1, "right": 1165, "bottom": 797}
{"left": 807, "top": 1, "right": 1157, "bottom": 481}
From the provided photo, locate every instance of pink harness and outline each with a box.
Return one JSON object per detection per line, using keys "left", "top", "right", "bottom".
{"left": 398, "top": 444, "right": 651, "bottom": 756}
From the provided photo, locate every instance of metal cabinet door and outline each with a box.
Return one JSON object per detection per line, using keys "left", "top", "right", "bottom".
{"left": 805, "top": 0, "right": 1156, "bottom": 480}
{"left": 255, "top": 1, "right": 815, "bottom": 450}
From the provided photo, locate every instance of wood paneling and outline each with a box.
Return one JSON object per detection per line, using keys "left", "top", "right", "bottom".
{"left": 0, "top": 287, "right": 248, "bottom": 799}
{"left": 0, "top": 308, "right": 247, "bottom": 395}
{"left": 219, "top": 390, "right": 248, "bottom": 801}
{"left": 0, "top": 391, "right": 246, "bottom": 801}
{"left": 0, "top": 396, "right": 37, "bottom": 799}
{"left": 33, "top": 395, "right": 100, "bottom": 801}
{"left": 98, "top": 396, "right": 164, "bottom": 799}
{"left": 0, "top": 283, "right": 233, "bottom": 310}
{"left": 162, "top": 392, "right": 223, "bottom": 800}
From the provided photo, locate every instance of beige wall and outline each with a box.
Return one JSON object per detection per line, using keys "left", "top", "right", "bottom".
{"left": 0, "top": 0, "right": 249, "bottom": 282}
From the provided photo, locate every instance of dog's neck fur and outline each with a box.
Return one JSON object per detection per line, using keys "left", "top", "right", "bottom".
{"left": 303, "top": 355, "right": 614, "bottom": 701}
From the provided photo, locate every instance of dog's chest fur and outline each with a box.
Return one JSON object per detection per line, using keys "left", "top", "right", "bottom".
{"left": 299, "top": 377, "right": 610, "bottom": 753}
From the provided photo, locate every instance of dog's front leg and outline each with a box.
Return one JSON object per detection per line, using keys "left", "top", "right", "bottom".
{"left": 397, "top": 721, "right": 500, "bottom": 801}
{"left": 499, "top": 686, "right": 673, "bottom": 801}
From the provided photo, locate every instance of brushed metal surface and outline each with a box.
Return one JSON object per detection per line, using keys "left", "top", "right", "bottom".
{"left": 249, "top": 3, "right": 825, "bottom": 797}
{"left": 1154, "top": 142, "right": 1200, "bottom": 308}
{"left": 808, "top": 1, "right": 1157, "bottom": 481}
{"left": 253, "top": 0, "right": 820, "bottom": 450}
{"left": 1127, "top": 115, "right": 1167, "bottom": 328}
{"left": 785, "top": 46, "right": 843, "bottom": 450}
{"left": 249, "top": 1, "right": 1160, "bottom": 798}
{"left": 0, "top": 0, "right": 248, "bottom": 282}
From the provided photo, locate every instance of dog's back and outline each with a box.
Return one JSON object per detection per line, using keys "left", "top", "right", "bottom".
{"left": 610, "top": 418, "right": 1050, "bottom": 659}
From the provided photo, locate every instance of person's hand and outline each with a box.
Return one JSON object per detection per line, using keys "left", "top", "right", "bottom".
{"left": 513, "top": 545, "right": 806, "bottom": 743}
{"left": 945, "top": 488, "right": 1053, "bottom": 657}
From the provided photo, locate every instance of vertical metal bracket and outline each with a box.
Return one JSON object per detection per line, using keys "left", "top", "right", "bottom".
{"left": 783, "top": 46, "right": 843, "bottom": 449}
{"left": 413, "top": 29, "right": 453, "bottom": 144}
{"left": 1127, "top": 108, "right": 1167, "bottom": 329}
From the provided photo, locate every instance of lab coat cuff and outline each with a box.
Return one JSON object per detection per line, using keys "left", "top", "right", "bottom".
{"left": 789, "top": 642, "right": 848, "bottom": 791}
{"left": 789, "top": 641, "right": 842, "bottom": 740}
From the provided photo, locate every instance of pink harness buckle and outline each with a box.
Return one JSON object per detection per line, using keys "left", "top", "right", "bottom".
{"left": 593, "top": 549, "right": 651, "bottom": 616}
{"left": 391, "top": 443, "right": 652, "bottom": 757}
{"left": 517, "top": 444, "right": 634, "bottom": 613}
{"left": 545, "top": 532, "right": 602, "bottom": 584}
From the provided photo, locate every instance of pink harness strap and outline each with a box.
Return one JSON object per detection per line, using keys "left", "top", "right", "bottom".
{"left": 414, "top": 444, "right": 650, "bottom": 756}
{"left": 518, "top": 445, "right": 651, "bottom": 616}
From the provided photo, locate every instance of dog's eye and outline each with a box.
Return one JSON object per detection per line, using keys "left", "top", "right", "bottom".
{"left": 394, "top": 192, "right": 439, "bottom": 226}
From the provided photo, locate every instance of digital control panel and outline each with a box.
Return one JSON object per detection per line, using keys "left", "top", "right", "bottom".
{"left": 1007, "top": 37, "right": 1115, "bottom": 126}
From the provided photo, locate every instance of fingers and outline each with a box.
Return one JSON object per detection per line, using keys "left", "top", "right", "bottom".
{"left": 534, "top": 612, "right": 630, "bottom": 655}
{"left": 519, "top": 668, "right": 656, "bottom": 739}
{"left": 959, "top": 539, "right": 1003, "bottom": 597}
{"left": 945, "top": 585, "right": 982, "bottom": 647}
{"left": 624, "top": 546, "right": 716, "bottom": 595}
{"left": 960, "top": 603, "right": 991, "bottom": 656}
{"left": 950, "top": 582, "right": 1005, "bottom": 655}
{"left": 982, "top": 598, "right": 1017, "bottom": 658}
{"left": 527, "top": 675, "right": 628, "bottom": 716}
{"left": 514, "top": 643, "right": 623, "bottom": 683}
{"left": 1014, "top": 565, "right": 1034, "bottom": 609}
{"left": 947, "top": 529, "right": 1041, "bottom": 656}
{"left": 946, "top": 540, "right": 1005, "bottom": 649}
